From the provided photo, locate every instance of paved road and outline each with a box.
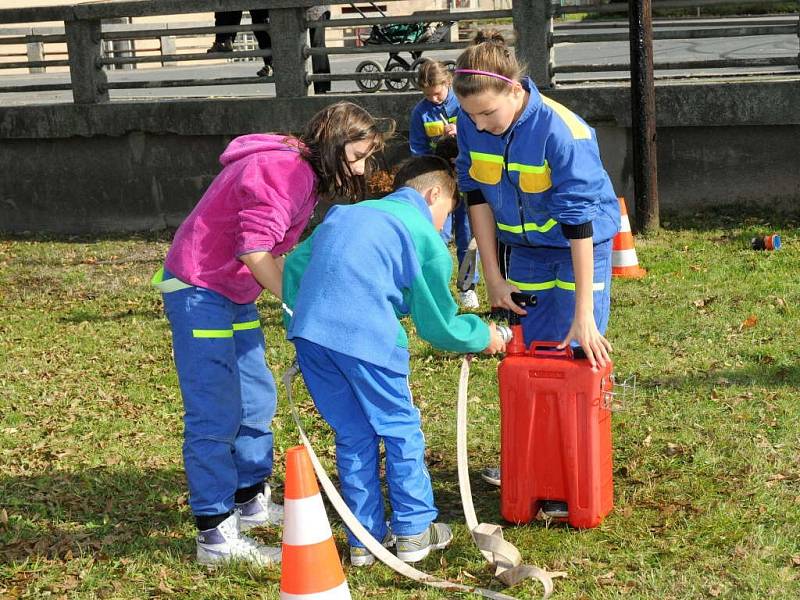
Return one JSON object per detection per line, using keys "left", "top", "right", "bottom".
{"left": 1, "top": 16, "right": 797, "bottom": 105}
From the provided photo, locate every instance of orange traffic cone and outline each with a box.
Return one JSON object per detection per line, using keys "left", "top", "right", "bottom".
{"left": 280, "top": 446, "right": 351, "bottom": 600}
{"left": 612, "top": 197, "right": 646, "bottom": 279}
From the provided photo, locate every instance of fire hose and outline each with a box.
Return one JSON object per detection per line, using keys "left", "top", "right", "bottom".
{"left": 281, "top": 354, "right": 565, "bottom": 598}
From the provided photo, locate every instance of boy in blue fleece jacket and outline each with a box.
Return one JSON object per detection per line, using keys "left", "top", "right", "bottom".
{"left": 282, "top": 155, "right": 506, "bottom": 566}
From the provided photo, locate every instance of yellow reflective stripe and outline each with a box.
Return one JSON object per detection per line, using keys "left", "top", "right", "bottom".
{"left": 151, "top": 267, "right": 165, "bottom": 285}
{"left": 192, "top": 329, "right": 233, "bottom": 338}
{"left": 496, "top": 219, "right": 559, "bottom": 234}
{"left": 509, "top": 279, "right": 605, "bottom": 292}
{"left": 423, "top": 121, "right": 444, "bottom": 134}
{"left": 497, "top": 222, "right": 524, "bottom": 234}
{"left": 469, "top": 151, "right": 504, "bottom": 164}
{"left": 540, "top": 95, "right": 591, "bottom": 140}
{"left": 233, "top": 320, "right": 261, "bottom": 331}
{"left": 507, "top": 161, "right": 549, "bottom": 174}
{"left": 508, "top": 279, "right": 556, "bottom": 291}
{"left": 448, "top": 116, "right": 457, "bottom": 123}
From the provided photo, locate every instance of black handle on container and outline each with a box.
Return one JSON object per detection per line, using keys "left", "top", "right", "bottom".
{"left": 507, "top": 292, "right": 537, "bottom": 326}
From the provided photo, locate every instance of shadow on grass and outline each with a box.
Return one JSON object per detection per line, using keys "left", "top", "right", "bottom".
{"left": 0, "top": 231, "right": 175, "bottom": 244}
{"left": 59, "top": 308, "right": 163, "bottom": 324}
{"left": 656, "top": 204, "right": 800, "bottom": 234}
{"left": 0, "top": 467, "right": 200, "bottom": 564}
{"left": 637, "top": 363, "right": 800, "bottom": 391}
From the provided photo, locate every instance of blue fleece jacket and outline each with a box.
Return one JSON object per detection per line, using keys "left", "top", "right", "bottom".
{"left": 455, "top": 77, "right": 619, "bottom": 248}
{"left": 409, "top": 87, "right": 460, "bottom": 155}
{"left": 282, "top": 187, "right": 489, "bottom": 374}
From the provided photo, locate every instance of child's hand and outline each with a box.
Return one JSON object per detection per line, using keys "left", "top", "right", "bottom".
{"left": 487, "top": 277, "right": 526, "bottom": 316}
{"left": 482, "top": 322, "right": 507, "bottom": 355}
{"left": 444, "top": 123, "right": 457, "bottom": 137}
{"left": 558, "top": 315, "right": 612, "bottom": 369}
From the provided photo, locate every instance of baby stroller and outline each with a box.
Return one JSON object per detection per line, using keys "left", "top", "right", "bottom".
{"left": 352, "top": 2, "right": 455, "bottom": 92}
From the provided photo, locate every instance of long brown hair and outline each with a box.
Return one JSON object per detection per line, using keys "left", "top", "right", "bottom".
{"left": 298, "top": 102, "right": 394, "bottom": 202}
{"left": 453, "top": 30, "right": 526, "bottom": 98}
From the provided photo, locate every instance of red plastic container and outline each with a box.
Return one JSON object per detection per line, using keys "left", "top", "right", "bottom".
{"left": 499, "top": 336, "right": 614, "bottom": 528}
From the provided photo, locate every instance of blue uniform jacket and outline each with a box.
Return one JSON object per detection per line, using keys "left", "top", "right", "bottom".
{"left": 282, "top": 187, "right": 489, "bottom": 375}
{"left": 455, "top": 77, "right": 619, "bottom": 248}
{"left": 409, "top": 87, "right": 460, "bottom": 155}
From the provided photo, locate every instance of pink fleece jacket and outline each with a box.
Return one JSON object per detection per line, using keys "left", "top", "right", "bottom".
{"left": 164, "top": 134, "right": 318, "bottom": 304}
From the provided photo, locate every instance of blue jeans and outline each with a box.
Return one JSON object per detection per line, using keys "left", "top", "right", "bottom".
{"left": 440, "top": 203, "right": 479, "bottom": 286}
{"left": 162, "top": 273, "right": 276, "bottom": 516}
{"left": 294, "top": 338, "right": 437, "bottom": 546}
{"left": 506, "top": 240, "right": 612, "bottom": 346}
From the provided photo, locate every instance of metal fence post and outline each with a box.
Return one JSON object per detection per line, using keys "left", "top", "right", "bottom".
{"left": 65, "top": 18, "right": 109, "bottom": 104}
{"left": 160, "top": 35, "right": 176, "bottom": 67}
{"left": 629, "top": 0, "right": 659, "bottom": 233}
{"left": 512, "top": 0, "right": 552, "bottom": 88}
{"left": 26, "top": 37, "right": 45, "bottom": 74}
{"left": 269, "top": 7, "right": 310, "bottom": 97}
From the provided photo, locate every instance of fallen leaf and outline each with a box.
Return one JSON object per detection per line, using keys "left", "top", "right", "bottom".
{"left": 739, "top": 314, "right": 758, "bottom": 331}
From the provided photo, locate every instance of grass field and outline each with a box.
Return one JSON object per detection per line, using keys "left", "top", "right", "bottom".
{"left": 1, "top": 208, "right": 799, "bottom": 599}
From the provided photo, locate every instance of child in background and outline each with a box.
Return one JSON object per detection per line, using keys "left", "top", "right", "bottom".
{"left": 282, "top": 156, "right": 506, "bottom": 566}
{"left": 409, "top": 60, "right": 481, "bottom": 309}
{"left": 453, "top": 31, "right": 620, "bottom": 503}
{"left": 153, "top": 102, "right": 389, "bottom": 566}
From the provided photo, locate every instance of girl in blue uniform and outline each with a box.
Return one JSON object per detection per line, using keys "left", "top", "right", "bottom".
{"left": 453, "top": 30, "right": 619, "bottom": 367}
{"left": 409, "top": 60, "right": 481, "bottom": 309}
{"left": 453, "top": 31, "right": 620, "bottom": 500}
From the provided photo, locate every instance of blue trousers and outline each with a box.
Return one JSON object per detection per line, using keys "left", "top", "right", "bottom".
{"left": 162, "top": 273, "right": 276, "bottom": 516}
{"left": 506, "top": 240, "right": 612, "bottom": 346}
{"left": 440, "top": 202, "right": 480, "bottom": 286}
{"left": 293, "top": 338, "right": 437, "bottom": 546}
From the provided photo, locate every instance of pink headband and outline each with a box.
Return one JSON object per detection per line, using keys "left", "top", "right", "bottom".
{"left": 454, "top": 68, "right": 515, "bottom": 86}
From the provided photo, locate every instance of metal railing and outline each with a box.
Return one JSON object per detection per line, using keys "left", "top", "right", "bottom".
{"left": 551, "top": 0, "right": 799, "bottom": 83}
{"left": 0, "top": 0, "right": 797, "bottom": 102}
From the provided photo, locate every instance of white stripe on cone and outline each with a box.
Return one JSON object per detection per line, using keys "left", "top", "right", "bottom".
{"left": 613, "top": 248, "right": 639, "bottom": 267}
{"left": 280, "top": 580, "right": 351, "bottom": 600}
{"left": 282, "top": 494, "right": 333, "bottom": 546}
{"left": 619, "top": 214, "right": 632, "bottom": 233}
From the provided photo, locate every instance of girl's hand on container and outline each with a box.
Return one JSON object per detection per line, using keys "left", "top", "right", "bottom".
{"left": 558, "top": 315, "right": 612, "bottom": 369}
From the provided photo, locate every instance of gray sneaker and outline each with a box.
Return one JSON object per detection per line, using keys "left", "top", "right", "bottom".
{"left": 395, "top": 522, "right": 453, "bottom": 563}
{"left": 196, "top": 512, "right": 281, "bottom": 567}
{"left": 480, "top": 467, "right": 501, "bottom": 487}
{"left": 235, "top": 485, "right": 284, "bottom": 530}
{"left": 349, "top": 528, "right": 396, "bottom": 567}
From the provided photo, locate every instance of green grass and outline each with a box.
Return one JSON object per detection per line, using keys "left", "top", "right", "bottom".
{"left": 2, "top": 208, "right": 800, "bottom": 599}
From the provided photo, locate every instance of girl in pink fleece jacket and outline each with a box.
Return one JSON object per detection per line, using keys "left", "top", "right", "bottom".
{"left": 152, "top": 102, "right": 390, "bottom": 567}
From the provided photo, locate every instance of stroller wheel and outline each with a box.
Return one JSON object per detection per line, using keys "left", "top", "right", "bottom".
{"left": 355, "top": 60, "right": 382, "bottom": 93}
{"left": 442, "top": 59, "right": 456, "bottom": 73}
{"left": 384, "top": 62, "right": 411, "bottom": 92}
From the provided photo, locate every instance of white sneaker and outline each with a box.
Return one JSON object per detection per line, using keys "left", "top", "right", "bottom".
{"left": 196, "top": 512, "right": 281, "bottom": 567}
{"left": 235, "top": 486, "right": 284, "bottom": 530}
{"left": 458, "top": 289, "right": 480, "bottom": 310}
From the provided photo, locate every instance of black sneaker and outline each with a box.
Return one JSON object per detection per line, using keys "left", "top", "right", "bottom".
{"left": 480, "top": 466, "right": 500, "bottom": 487}
{"left": 541, "top": 500, "right": 568, "bottom": 519}
{"left": 256, "top": 65, "right": 273, "bottom": 77}
{"left": 207, "top": 40, "right": 234, "bottom": 53}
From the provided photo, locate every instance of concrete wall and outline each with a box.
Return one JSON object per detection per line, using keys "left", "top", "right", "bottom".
{"left": 1, "top": 78, "right": 799, "bottom": 233}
